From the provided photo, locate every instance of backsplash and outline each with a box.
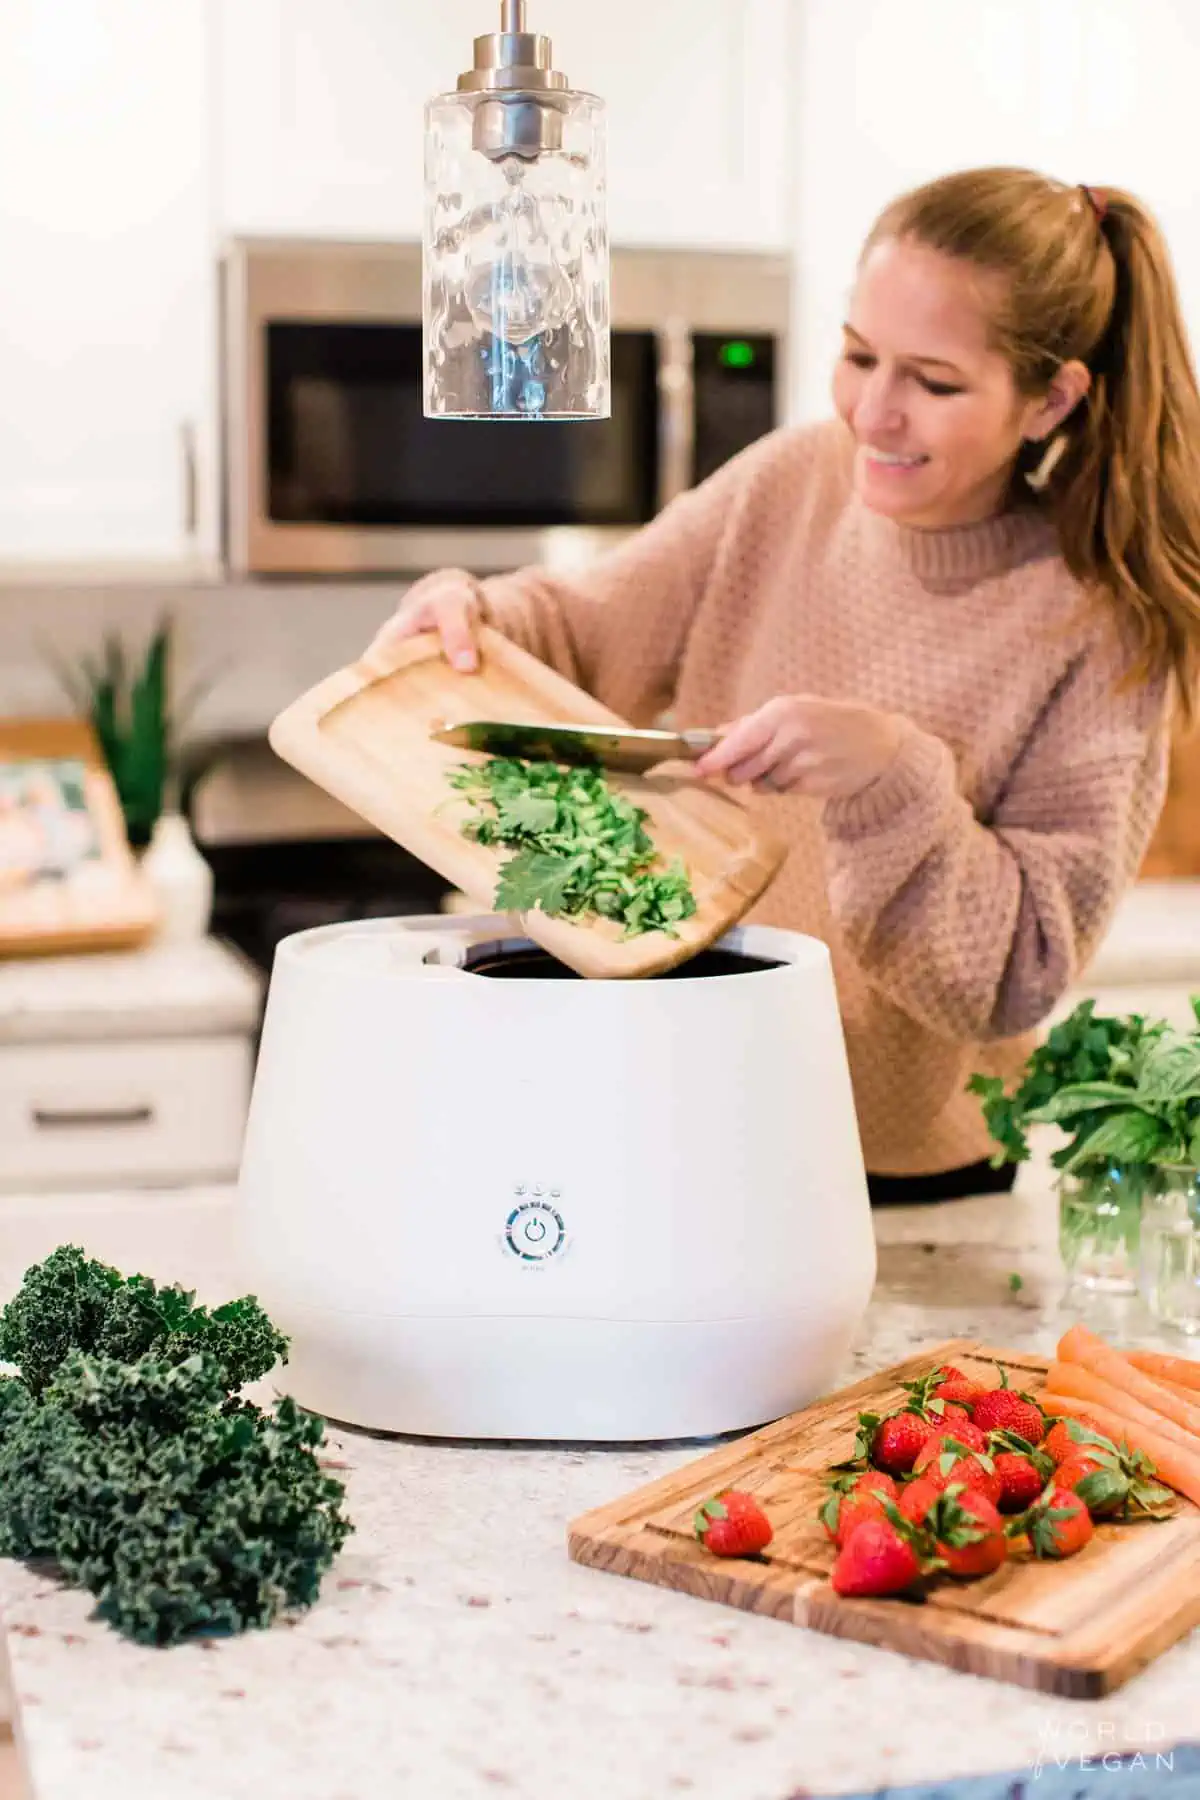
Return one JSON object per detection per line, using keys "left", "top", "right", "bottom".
{"left": 0, "top": 580, "right": 411, "bottom": 740}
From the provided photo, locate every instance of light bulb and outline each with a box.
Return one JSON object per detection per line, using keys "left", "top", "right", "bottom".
{"left": 463, "top": 170, "right": 574, "bottom": 347}
{"left": 423, "top": 4, "right": 610, "bottom": 420}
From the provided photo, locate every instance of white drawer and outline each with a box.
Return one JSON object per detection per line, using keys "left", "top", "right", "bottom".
{"left": 0, "top": 1036, "right": 253, "bottom": 1191}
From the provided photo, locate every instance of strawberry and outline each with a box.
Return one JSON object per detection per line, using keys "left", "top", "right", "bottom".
{"left": 912, "top": 1435, "right": 1002, "bottom": 1507}
{"left": 1010, "top": 1482, "right": 1094, "bottom": 1559}
{"left": 821, "top": 1489, "right": 889, "bottom": 1549}
{"left": 1044, "top": 1416, "right": 1119, "bottom": 1467}
{"left": 857, "top": 1409, "right": 936, "bottom": 1476}
{"left": 820, "top": 1476, "right": 895, "bottom": 1548}
{"left": 901, "top": 1367, "right": 977, "bottom": 1425}
{"left": 819, "top": 1471, "right": 900, "bottom": 1545}
{"left": 992, "top": 1451, "right": 1050, "bottom": 1514}
{"left": 969, "top": 1371, "right": 1046, "bottom": 1445}
{"left": 694, "top": 1490, "right": 773, "bottom": 1558}
{"left": 897, "top": 1473, "right": 946, "bottom": 1527}
{"left": 830, "top": 1515, "right": 926, "bottom": 1598}
{"left": 909, "top": 1483, "right": 1007, "bottom": 1579}
{"left": 931, "top": 1378, "right": 988, "bottom": 1410}
{"left": 919, "top": 1417, "right": 989, "bottom": 1457}
{"left": 1055, "top": 1448, "right": 1175, "bottom": 1521}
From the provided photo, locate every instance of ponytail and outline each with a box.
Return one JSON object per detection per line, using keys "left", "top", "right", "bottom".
{"left": 1053, "top": 190, "right": 1200, "bottom": 718}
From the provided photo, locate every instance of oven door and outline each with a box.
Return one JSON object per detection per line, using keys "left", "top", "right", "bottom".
{"left": 257, "top": 322, "right": 660, "bottom": 575}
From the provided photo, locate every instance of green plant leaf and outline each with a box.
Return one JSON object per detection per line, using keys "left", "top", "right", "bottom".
{"left": 1027, "top": 1081, "right": 1141, "bottom": 1124}
{"left": 1132, "top": 1036, "right": 1200, "bottom": 1105}
{"left": 1061, "top": 1108, "right": 1170, "bottom": 1171}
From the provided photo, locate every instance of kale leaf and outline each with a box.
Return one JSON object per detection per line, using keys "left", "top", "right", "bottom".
{"left": 0, "top": 1251, "right": 350, "bottom": 1647}
{"left": 0, "top": 1246, "right": 288, "bottom": 1394}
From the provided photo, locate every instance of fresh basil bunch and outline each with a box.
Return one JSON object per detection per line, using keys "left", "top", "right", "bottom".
{"left": 969, "top": 997, "right": 1200, "bottom": 1174}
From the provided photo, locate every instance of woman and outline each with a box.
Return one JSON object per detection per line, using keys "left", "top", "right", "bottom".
{"left": 370, "top": 168, "right": 1200, "bottom": 1202}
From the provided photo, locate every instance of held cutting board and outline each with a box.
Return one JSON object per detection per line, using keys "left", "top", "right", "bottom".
{"left": 568, "top": 1339, "right": 1200, "bottom": 1697}
{"left": 268, "top": 628, "right": 786, "bottom": 978}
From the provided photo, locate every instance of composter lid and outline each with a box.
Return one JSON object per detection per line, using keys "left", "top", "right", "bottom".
{"left": 267, "top": 628, "right": 785, "bottom": 981}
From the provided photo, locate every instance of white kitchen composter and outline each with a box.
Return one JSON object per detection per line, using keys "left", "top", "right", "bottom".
{"left": 236, "top": 913, "right": 877, "bottom": 1441}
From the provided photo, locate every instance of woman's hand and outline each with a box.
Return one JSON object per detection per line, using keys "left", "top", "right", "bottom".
{"left": 367, "top": 568, "right": 484, "bottom": 671}
{"left": 693, "top": 695, "right": 907, "bottom": 799}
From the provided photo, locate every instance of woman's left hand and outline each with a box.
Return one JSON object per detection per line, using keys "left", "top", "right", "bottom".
{"left": 693, "top": 695, "right": 907, "bottom": 799}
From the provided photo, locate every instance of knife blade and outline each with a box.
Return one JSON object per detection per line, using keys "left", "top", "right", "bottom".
{"left": 431, "top": 718, "right": 720, "bottom": 774}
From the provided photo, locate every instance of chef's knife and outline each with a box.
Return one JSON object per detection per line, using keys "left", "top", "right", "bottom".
{"left": 431, "top": 718, "right": 721, "bottom": 774}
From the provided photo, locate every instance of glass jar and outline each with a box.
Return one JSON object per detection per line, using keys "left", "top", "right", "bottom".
{"left": 1139, "top": 1164, "right": 1200, "bottom": 1334}
{"left": 1058, "top": 1163, "right": 1145, "bottom": 1294}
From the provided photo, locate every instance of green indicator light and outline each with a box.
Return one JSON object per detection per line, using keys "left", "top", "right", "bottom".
{"left": 718, "top": 339, "right": 755, "bottom": 368}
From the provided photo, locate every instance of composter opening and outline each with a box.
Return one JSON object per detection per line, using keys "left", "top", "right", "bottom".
{"left": 463, "top": 944, "right": 783, "bottom": 980}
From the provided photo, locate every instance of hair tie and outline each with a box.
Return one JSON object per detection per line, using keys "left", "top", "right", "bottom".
{"left": 1080, "top": 184, "right": 1108, "bottom": 224}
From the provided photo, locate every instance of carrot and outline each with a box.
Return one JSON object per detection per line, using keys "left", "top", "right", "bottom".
{"left": 1042, "top": 1394, "right": 1200, "bottom": 1508}
{"left": 1124, "top": 1349, "right": 1200, "bottom": 1395}
{"left": 1045, "top": 1361, "right": 1200, "bottom": 1460}
{"left": 1147, "top": 1375, "right": 1200, "bottom": 1409}
{"left": 1056, "top": 1323, "right": 1200, "bottom": 1440}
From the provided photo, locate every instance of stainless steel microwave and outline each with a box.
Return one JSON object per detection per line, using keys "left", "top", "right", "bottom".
{"left": 220, "top": 239, "right": 791, "bottom": 578}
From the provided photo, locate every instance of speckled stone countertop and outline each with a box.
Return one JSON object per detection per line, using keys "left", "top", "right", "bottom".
{"left": 0, "top": 1161, "right": 1198, "bottom": 1800}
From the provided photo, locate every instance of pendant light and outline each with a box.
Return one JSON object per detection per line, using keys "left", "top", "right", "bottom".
{"left": 423, "top": 1, "right": 610, "bottom": 421}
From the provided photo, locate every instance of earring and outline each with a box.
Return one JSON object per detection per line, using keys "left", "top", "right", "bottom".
{"left": 1024, "top": 433, "right": 1069, "bottom": 493}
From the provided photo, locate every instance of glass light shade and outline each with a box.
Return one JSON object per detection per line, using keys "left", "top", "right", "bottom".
{"left": 423, "top": 89, "right": 610, "bottom": 420}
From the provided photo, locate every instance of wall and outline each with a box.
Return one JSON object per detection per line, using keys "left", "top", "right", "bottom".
{"left": 789, "top": 0, "right": 1200, "bottom": 421}
{"left": 0, "top": 581, "right": 407, "bottom": 745}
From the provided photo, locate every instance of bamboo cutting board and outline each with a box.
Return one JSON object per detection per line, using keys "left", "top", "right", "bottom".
{"left": 568, "top": 1340, "right": 1200, "bottom": 1696}
{"left": 268, "top": 629, "right": 786, "bottom": 978}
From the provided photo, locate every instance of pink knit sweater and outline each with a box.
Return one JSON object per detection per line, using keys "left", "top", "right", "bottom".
{"left": 478, "top": 420, "right": 1170, "bottom": 1175}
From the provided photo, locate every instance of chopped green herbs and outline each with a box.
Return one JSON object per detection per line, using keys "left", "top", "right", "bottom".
{"left": 449, "top": 757, "right": 697, "bottom": 938}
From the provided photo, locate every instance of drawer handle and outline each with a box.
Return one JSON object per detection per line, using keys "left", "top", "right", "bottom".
{"left": 31, "top": 1104, "right": 155, "bottom": 1131}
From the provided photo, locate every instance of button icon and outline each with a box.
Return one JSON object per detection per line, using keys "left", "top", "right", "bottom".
{"left": 504, "top": 1198, "right": 567, "bottom": 1262}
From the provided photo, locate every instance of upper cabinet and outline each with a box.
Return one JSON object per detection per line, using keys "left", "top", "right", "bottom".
{"left": 212, "top": 0, "right": 791, "bottom": 251}
{"left": 0, "top": 0, "right": 216, "bottom": 569}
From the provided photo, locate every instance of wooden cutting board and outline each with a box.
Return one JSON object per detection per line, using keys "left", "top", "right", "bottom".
{"left": 0, "top": 719, "right": 157, "bottom": 958}
{"left": 268, "top": 628, "right": 786, "bottom": 978}
{"left": 568, "top": 1339, "right": 1200, "bottom": 1697}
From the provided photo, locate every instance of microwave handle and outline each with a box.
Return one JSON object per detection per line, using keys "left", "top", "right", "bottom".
{"left": 657, "top": 318, "right": 694, "bottom": 510}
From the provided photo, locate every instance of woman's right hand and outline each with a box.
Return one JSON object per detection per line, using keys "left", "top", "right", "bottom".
{"left": 367, "top": 568, "right": 484, "bottom": 672}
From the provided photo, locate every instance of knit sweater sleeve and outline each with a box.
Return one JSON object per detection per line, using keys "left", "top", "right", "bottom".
{"left": 820, "top": 632, "right": 1171, "bottom": 1043}
{"left": 475, "top": 433, "right": 784, "bottom": 725}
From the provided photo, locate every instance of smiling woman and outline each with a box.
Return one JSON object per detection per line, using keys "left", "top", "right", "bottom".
{"left": 369, "top": 166, "right": 1200, "bottom": 1198}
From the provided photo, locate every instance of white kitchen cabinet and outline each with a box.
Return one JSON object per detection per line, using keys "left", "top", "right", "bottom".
{"left": 0, "top": 1037, "right": 253, "bottom": 1192}
{"left": 212, "top": 0, "right": 790, "bottom": 251}
{"left": 0, "top": 0, "right": 216, "bottom": 569}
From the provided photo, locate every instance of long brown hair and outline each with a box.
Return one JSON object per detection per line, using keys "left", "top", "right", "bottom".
{"left": 866, "top": 167, "right": 1200, "bottom": 716}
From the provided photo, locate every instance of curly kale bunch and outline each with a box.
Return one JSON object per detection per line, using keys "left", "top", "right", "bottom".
{"left": 0, "top": 1245, "right": 288, "bottom": 1394}
{"left": 0, "top": 1249, "right": 351, "bottom": 1647}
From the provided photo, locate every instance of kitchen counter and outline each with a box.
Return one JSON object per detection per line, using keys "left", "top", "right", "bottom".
{"left": 0, "top": 1161, "right": 1197, "bottom": 1800}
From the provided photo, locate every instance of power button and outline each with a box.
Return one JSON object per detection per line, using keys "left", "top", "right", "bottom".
{"left": 504, "top": 1198, "right": 567, "bottom": 1262}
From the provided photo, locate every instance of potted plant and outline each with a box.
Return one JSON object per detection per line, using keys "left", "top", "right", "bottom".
{"left": 46, "top": 622, "right": 224, "bottom": 940}
{"left": 969, "top": 998, "right": 1200, "bottom": 1298}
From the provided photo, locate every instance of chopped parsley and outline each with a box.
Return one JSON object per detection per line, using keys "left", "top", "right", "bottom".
{"left": 449, "top": 757, "right": 697, "bottom": 938}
